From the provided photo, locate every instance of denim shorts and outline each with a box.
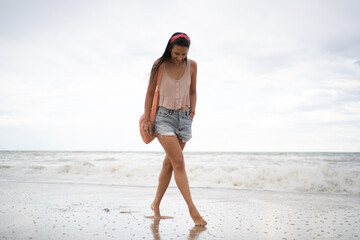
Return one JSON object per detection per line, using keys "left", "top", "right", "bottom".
{"left": 155, "top": 106, "right": 193, "bottom": 142}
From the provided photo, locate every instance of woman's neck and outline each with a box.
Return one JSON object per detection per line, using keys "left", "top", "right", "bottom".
{"left": 167, "top": 59, "right": 186, "bottom": 66}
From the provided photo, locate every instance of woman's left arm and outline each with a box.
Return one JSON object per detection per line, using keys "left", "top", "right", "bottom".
{"left": 189, "top": 60, "right": 197, "bottom": 119}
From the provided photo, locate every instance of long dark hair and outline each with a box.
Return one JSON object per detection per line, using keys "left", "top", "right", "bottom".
{"left": 150, "top": 32, "right": 191, "bottom": 81}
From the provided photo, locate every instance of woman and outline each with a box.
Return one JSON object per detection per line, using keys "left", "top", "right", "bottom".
{"left": 143, "top": 32, "right": 207, "bottom": 226}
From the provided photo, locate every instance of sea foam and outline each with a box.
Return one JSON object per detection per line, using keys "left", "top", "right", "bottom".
{"left": 0, "top": 151, "right": 359, "bottom": 195}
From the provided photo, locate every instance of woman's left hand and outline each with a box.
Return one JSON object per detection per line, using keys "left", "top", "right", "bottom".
{"left": 189, "top": 112, "right": 195, "bottom": 120}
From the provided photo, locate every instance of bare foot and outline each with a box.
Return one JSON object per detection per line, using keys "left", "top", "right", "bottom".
{"left": 189, "top": 208, "right": 207, "bottom": 226}
{"left": 150, "top": 203, "right": 161, "bottom": 219}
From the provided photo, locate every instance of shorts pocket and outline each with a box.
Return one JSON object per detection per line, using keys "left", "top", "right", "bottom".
{"left": 185, "top": 111, "right": 193, "bottom": 121}
{"left": 157, "top": 110, "right": 171, "bottom": 117}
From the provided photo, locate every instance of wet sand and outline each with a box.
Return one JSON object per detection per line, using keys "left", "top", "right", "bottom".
{"left": 0, "top": 181, "right": 359, "bottom": 239}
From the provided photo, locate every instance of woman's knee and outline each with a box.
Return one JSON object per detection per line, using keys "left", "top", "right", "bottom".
{"left": 170, "top": 157, "right": 185, "bottom": 171}
{"left": 163, "top": 157, "right": 173, "bottom": 171}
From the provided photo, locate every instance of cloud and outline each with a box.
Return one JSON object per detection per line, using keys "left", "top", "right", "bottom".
{"left": 1, "top": 0, "right": 360, "bottom": 151}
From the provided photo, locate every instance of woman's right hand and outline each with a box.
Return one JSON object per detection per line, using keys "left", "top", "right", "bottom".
{"left": 143, "top": 120, "right": 153, "bottom": 136}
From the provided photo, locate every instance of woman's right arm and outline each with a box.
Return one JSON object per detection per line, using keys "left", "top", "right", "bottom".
{"left": 143, "top": 61, "right": 159, "bottom": 135}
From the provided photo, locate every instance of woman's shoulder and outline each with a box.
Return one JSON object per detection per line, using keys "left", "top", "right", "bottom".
{"left": 188, "top": 59, "right": 197, "bottom": 70}
{"left": 153, "top": 59, "right": 161, "bottom": 67}
{"left": 188, "top": 58, "right": 196, "bottom": 64}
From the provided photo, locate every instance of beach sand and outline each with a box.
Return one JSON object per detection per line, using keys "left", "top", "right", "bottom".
{"left": 0, "top": 181, "right": 359, "bottom": 240}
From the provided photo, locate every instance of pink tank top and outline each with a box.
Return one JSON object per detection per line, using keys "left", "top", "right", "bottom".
{"left": 158, "top": 59, "right": 191, "bottom": 110}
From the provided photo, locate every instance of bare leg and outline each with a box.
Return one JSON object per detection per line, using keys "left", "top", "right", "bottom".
{"left": 151, "top": 156, "right": 173, "bottom": 218}
{"left": 157, "top": 135, "right": 207, "bottom": 226}
{"left": 151, "top": 138, "right": 185, "bottom": 218}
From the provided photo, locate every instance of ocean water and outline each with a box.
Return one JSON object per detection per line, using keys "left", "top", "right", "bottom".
{"left": 0, "top": 151, "right": 359, "bottom": 195}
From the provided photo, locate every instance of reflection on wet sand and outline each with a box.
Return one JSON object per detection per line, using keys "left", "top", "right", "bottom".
{"left": 150, "top": 218, "right": 161, "bottom": 240}
{"left": 188, "top": 225, "right": 207, "bottom": 240}
{"left": 148, "top": 217, "right": 207, "bottom": 240}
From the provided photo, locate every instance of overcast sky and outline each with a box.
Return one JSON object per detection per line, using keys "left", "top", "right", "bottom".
{"left": 1, "top": 0, "right": 359, "bottom": 152}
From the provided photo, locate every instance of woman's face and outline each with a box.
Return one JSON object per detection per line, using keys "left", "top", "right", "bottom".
{"left": 170, "top": 45, "right": 189, "bottom": 64}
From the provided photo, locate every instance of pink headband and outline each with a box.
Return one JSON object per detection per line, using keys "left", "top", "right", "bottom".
{"left": 170, "top": 34, "right": 191, "bottom": 44}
